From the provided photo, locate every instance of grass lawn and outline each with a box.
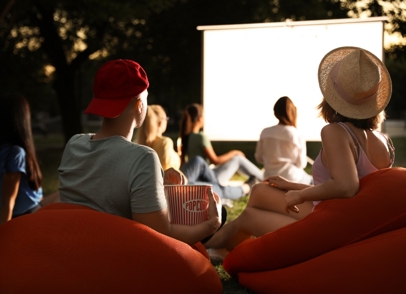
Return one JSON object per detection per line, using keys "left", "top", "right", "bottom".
{"left": 35, "top": 133, "right": 406, "bottom": 293}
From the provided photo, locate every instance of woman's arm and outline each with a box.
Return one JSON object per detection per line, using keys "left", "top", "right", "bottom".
{"left": 0, "top": 172, "right": 21, "bottom": 224}
{"left": 204, "top": 145, "right": 245, "bottom": 165}
{"left": 285, "top": 124, "right": 359, "bottom": 210}
{"left": 132, "top": 190, "right": 221, "bottom": 245}
{"left": 265, "top": 175, "right": 311, "bottom": 191}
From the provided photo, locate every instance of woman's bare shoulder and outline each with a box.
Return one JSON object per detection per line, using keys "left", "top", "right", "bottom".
{"left": 320, "top": 123, "right": 347, "bottom": 137}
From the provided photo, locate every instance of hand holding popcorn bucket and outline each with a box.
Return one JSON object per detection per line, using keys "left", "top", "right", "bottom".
{"left": 164, "top": 184, "right": 222, "bottom": 225}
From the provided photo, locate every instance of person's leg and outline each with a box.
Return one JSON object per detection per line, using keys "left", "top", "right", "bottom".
{"left": 204, "top": 207, "right": 298, "bottom": 251}
{"left": 213, "top": 155, "right": 263, "bottom": 185}
{"left": 234, "top": 155, "right": 264, "bottom": 181}
{"left": 212, "top": 156, "right": 241, "bottom": 185}
{"left": 221, "top": 185, "right": 245, "bottom": 200}
{"left": 187, "top": 180, "right": 224, "bottom": 199}
{"left": 247, "top": 183, "right": 314, "bottom": 219}
{"left": 204, "top": 182, "right": 314, "bottom": 250}
{"left": 180, "top": 156, "right": 246, "bottom": 200}
{"left": 180, "top": 156, "right": 218, "bottom": 183}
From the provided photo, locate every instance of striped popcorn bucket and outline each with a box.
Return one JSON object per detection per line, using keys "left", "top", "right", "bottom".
{"left": 164, "top": 184, "right": 212, "bottom": 225}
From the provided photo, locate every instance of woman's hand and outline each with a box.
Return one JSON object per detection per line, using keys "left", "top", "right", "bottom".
{"left": 163, "top": 168, "right": 187, "bottom": 185}
{"left": 284, "top": 190, "right": 303, "bottom": 214}
{"left": 207, "top": 189, "right": 221, "bottom": 232}
{"left": 264, "top": 175, "right": 294, "bottom": 191}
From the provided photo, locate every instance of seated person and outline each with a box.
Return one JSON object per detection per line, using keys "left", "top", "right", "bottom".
{"left": 178, "top": 103, "right": 263, "bottom": 199}
{"left": 204, "top": 47, "right": 395, "bottom": 255}
{"left": 58, "top": 59, "right": 221, "bottom": 245}
{"left": 136, "top": 104, "right": 249, "bottom": 203}
{"left": 255, "top": 96, "right": 313, "bottom": 184}
{"left": 135, "top": 104, "right": 180, "bottom": 171}
{"left": 0, "top": 94, "right": 43, "bottom": 223}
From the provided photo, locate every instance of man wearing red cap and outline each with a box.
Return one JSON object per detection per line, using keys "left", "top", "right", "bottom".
{"left": 58, "top": 60, "right": 220, "bottom": 245}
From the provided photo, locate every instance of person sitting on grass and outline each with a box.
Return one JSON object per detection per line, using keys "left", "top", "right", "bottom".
{"left": 0, "top": 94, "right": 43, "bottom": 223}
{"left": 204, "top": 46, "right": 395, "bottom": 255}
{"left": 136, "top": 104, "right": 232, "bottom": 242}
{"left": 58, "top": 59, "right": 220, "bottom": 245}
{"left": 178, "top": 103, "right": 263, "bottom": 200}
{"left": 255, "top": 96, "right": 313, "bottom": 184}
{"left": 135, "top": 105, "right": 180, "bottom": 171}
{"left": 136, "top": 104, "right": 252, "bottom": 206}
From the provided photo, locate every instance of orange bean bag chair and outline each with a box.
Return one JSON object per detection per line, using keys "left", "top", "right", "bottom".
{"left": 0, "top": 203, "right": 222, "bottom": 294}
{"left": 223, "top": 168, "right": 406, "bottom": 293}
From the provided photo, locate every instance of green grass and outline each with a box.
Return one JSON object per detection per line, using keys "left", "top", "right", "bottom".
{"left": 35, "top": 133, "right": 406, "bottom": 293}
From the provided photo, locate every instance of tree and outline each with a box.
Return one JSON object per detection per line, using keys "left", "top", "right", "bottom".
{"left": 344, "top": 0, "right": 406, "bottom": 118}
{"left": 1, "top": 0, "right": 405, "bottom": 142}
{"left": 131, "top": 0, "right": 349, "bottom": 125}
{"left": 1, "top": 0, "right": 181, "bottom": 142}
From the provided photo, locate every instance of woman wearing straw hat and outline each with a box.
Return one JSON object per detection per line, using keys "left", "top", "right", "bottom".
{"left": 204, "top": 46, "right": 395, "bottom": 253}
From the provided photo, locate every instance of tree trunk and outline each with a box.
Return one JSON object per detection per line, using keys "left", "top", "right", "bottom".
{"left": 54, "top": 67, "right": 83, "bottom": 144}
{"left": 34, "top": 3, "right": 83, "bottom": 143}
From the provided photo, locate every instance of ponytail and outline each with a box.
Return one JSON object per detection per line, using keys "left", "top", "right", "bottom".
{"left": 178, "top": 103, "right": 203, "bottom": 163}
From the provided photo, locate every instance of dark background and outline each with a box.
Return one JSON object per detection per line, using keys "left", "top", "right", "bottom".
{"left": 1, "top": 0, "right": 405, "bottom": 142}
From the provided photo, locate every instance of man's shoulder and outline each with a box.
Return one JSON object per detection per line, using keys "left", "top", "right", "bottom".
{"left": 67, "top": 133, "right": 92, "bottom": 144}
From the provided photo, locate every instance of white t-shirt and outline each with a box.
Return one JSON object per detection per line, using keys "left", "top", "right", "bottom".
{"left": 255, "top": 124, "right": 312, "bottom": 184}
{"left": 58, "top": 134, "right": 167, "bottom": 219}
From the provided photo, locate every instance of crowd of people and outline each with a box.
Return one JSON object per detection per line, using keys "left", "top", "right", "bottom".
{"left": 0, "top": 46, "right": 395, "bottom": 263}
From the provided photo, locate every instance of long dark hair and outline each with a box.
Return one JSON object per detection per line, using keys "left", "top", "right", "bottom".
{"left": 178, "top": 103, "right": 203, "bottom": 163}
{"left": 0, "top": 94, "right": 43, "bottom": 190}
{"left": 274, "top": 96, "right": 297, "bottom": 127}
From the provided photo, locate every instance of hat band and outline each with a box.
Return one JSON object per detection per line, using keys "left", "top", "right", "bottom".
{"left": 330, "top": 60, "right": 380, "bottom": 106}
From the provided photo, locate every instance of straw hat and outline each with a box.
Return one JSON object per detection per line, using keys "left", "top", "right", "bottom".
{"left": 318, "top": 46, "right": 392, "bottom": 119}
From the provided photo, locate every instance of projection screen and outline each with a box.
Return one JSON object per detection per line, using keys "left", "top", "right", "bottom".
{"left": 197, "top": 17, "right": 387, "bottom": 141}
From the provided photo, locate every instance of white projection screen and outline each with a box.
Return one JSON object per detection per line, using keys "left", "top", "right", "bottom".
{"left": 197, "top": 17, "right": 387, "bottom": 141}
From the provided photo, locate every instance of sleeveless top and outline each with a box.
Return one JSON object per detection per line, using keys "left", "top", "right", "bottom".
{"left": 312, "top": 122, "right": 395, "bottom": 206}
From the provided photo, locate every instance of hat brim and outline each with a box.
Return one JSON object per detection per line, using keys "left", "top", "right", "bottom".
{"left": 84, "top": 96, "right": 133, "bottom": 119}
{"left": 318, "top": 46, "right": 392, "bottom": 119}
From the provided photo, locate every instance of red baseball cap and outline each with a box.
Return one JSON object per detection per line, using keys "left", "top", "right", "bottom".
{"left": 84, "top": 59, "right": 149, "bottom": 118}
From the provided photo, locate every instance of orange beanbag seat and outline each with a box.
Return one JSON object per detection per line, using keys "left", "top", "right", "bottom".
{"left": 0, "top": 203, "right": 222, "bottom": 294}
{"left": 223, "top": 168, "right": 406, "bottom": 292}
{"left": 237, "top": 227, "right": 406, "bottom": 293}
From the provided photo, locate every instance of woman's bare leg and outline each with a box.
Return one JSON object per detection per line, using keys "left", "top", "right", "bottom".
{"left": 247, "top": 183, "right": 314, "bottom": 219}
{"left": 204, "top": 183, "right": 314, "bottom": 250}
{"left": 204, "top": 206, "right": 298, "bottom": 250}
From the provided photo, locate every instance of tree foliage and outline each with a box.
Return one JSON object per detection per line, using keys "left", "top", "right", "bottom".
{"left": 1, "top": 0, "right": 405, "bottom": 141}
{"left": 1, "top": 0, "right": 181, "bottom": 142}
{"left": 344, "top": 0, "right": 406, "bottom": 118}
